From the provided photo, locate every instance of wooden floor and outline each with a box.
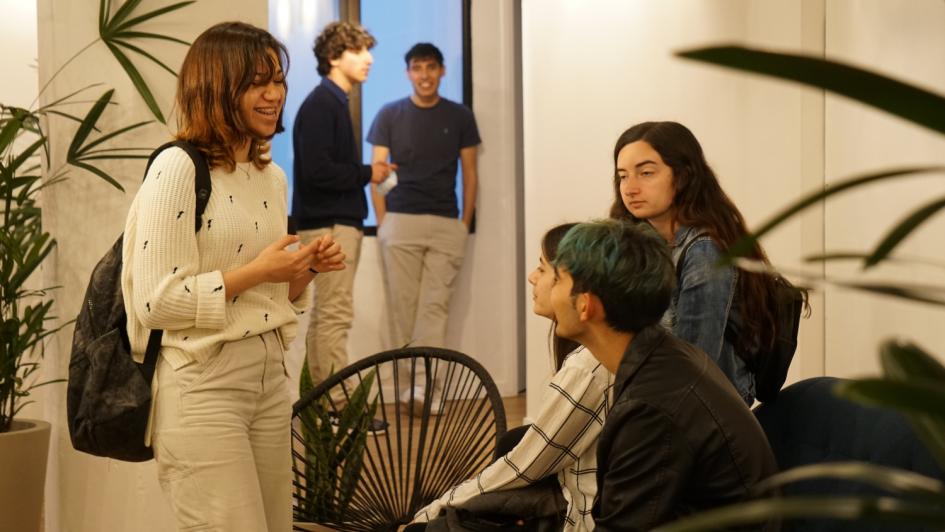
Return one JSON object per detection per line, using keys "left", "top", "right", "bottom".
{"left": 502, "top": 393, "right": 526, "bottom": 429}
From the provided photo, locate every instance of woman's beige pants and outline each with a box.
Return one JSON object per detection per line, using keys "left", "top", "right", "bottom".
{"left": 152, "top": 330, "right": 291, "bottom": 531}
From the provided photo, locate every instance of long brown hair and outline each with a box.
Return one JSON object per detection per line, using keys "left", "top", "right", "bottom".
{"left": 541, "top": 223, "right": 582, "bottom": 371}
{"left": 609, "top": 121, "right": 785, "bottom": 357}
{"left": 176, "top": 22, "right": 289, "bottom": 171}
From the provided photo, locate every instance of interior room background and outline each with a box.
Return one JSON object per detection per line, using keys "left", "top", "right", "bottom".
{"left": 5, "top": 0, "right": 945, "bottom": 530}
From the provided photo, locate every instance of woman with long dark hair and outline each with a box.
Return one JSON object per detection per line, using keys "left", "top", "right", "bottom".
{"left": 412, "top": 223, "right": 611, "bottom": 531}
{"left": 610, "top": 121, "right": 783, "bottom": 405}
{"left": 122, "top": 22, "right": 344, "bottom": 530}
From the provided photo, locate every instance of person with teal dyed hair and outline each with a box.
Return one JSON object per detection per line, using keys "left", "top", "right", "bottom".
{"left": 411, "top": 223, "right": 610, "bottom": 531}
{"left": 550, "top": 219, "right": 778, "bottom": 531}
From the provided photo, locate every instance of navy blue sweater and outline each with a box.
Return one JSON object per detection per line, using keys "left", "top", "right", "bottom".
{"left": 291, "top": 79, "right": 372, "bottom": 230}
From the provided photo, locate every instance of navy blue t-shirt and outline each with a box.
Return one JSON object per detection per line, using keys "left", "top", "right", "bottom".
{"left": 366, "top": 97, "right": 480, "bottom": 218}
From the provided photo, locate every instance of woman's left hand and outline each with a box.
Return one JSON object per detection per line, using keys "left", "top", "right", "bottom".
{"left": 309, "top": 234, "right": 346, "bottom": 273}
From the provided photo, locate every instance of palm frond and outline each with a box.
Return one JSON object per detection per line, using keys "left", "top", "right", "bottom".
{"left": 98, "top": 0, "right": 192, "bottom": 123}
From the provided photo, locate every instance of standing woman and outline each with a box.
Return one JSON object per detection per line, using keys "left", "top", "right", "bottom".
{"left": 122, "top": 22, "right": 343, "bottom": 531}
{"left": 610, "top": 121, "right": 780, "bottom": 405}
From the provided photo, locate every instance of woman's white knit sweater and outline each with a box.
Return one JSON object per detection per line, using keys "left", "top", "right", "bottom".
{"left": 121, "top": 147, "right": 312, "bottom": 369}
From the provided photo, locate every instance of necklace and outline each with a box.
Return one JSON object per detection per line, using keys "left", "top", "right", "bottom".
{"left": 238, "top": 163, "right": 252, "bottom": 180}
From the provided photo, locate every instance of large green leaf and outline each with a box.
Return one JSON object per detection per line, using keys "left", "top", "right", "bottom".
{"left": 881, "top": 340, "right": 945, "bottom": 383}
{"left": 676, "top": 46, "right": 945, "bottom": 135}
{"left": 60, "top": 89, "right": 151, "bottom": 191}
{"left": 726, "top": 167, "right": 944, "bottom": 260}
{"left": 754, "top": 462, "right": 945, "bottom": 501}
{"left": 68, "top": 161, "right": 123, "bottom": 191}
{"left": 112, "top": 30, "right": 189, "bottom": 46}
{"left": 110, "top": 39, "right": 177, "bottom": 77}
{"left": 653, "top": 496, "right": 945, "bottom": 531}
{"left": 804, "top": 252, "right": 945, "bottom": 271}
{"left": 79, "top": 120, "right": 151, "bottom": 153}
{"left": 66, "top": 90, "right": 113, "bottom": 159}
{"left": 98, "top": 0, "right": 193, "bottom": 123}
{"left": 105, "top": 0, "right": 143, "bottom": 29}
{"left": 865, "top": 195, "right": 945, "bottom": 268}
{"left": 736, "top": 259, "right": 945, "bottom": 307}
{"left": 113, "top": 2, "right": 195, "bottom": 34}
{"left": 879, "top": 341, "right": 945, "bottom": 469}
{"left": 104, "top": 42, "right": 164, "bottom": 123}
{"left": 835, "top": 379, "right": 945, "bottom": 420}
{"left": 0, "top": 116, "right": 22, "bottom": 154}
{"left": 35, "top": 83, "right": 103, "bottom": 113}
{"left": 838, "top": 281, "right": 945, "bottom": 307}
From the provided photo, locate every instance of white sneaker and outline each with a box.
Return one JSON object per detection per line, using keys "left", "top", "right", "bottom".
{"left": 399, "top": 386, "right": 443, "bottom": 417}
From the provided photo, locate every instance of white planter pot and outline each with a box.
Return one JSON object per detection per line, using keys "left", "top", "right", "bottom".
{"left": 0, "top": 418, "right": 51, "bottom": 532}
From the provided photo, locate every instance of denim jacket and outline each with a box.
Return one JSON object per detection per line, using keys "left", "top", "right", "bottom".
{"left": 660, "top": 225, "right": 755, "bottom": 404}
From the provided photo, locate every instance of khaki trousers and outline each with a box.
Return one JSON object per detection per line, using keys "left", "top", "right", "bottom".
{"left": 377, "top": 213, "right": 467, "bottom": 349}
{"left": 298, "top": 225, "right": 362, "bottom": 403}
{"left": 152, "top": 330, "right": 291, "bottom": 532}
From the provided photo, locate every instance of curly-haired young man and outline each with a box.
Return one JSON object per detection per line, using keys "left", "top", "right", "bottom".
{"left": 292, "top": 22, "right": 394, "bottom": 413}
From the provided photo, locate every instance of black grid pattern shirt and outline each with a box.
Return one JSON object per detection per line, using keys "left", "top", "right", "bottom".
{"left": 415, "top": 349, "right": 613, "bottom": 531}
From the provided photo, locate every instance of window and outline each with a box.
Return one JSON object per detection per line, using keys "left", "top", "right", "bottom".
{"left": 270, "top": 0, "right": 472, "bottom": 233}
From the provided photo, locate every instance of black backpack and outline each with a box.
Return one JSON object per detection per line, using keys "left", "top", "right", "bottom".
{"left": 67, "top": 141, "right": 210, "bottom": 462}
{"left": 676, "top": 234, "right": 804, "bottom": 404}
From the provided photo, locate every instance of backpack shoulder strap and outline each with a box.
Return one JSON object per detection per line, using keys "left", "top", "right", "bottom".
{"left": 141, "top": 141, "right": 211, "bottom": 380}
{"left": 145, "top": 140, "right": 212, "bottom": 233}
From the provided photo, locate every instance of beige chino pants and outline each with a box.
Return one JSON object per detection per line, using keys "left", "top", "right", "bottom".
{"left": 298, "top": 225, "right": 362, "bottom": 404}
{"left": 378, "top": 213, "right": 467, "bottom": 401}
{"left": 152, "top": 330, "right": 291, "bottom": 532}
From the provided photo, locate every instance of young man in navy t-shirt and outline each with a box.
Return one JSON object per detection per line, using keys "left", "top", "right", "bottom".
{"left": 367, "top": 43, "right": 481, "bottom": 408}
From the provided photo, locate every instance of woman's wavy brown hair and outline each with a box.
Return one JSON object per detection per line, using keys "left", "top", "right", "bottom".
{"left": 175, "top": 21, "right": 289, "bottom": 171}
{"left": 608, "top": 121, "right": 795, "bottom": 358}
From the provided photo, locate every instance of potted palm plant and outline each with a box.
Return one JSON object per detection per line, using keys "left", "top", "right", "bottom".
{"left": 0, "top": 1, "right": 193, "bottom": 530}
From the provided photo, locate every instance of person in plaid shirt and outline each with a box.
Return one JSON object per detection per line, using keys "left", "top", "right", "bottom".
{"left": 413, "top": 223, "right": 612, "bottom": 531}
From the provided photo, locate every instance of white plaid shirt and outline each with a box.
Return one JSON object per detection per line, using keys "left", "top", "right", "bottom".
{"left": 415, "top": 349, "right": 613, "bottom": 531}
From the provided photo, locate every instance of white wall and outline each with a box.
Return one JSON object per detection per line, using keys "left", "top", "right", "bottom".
{"left": 822, "top": 0, "right": 945, "bottom": 376}
{"left": 0, "top": 0, "right": 38, "bottom": 109}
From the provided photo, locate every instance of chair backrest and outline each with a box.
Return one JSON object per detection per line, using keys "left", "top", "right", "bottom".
{"left": 291, "top": 347, "right": 507, "bottom": 531}
{"left": 754, "top": 376, "right": 945, "bottom": 532}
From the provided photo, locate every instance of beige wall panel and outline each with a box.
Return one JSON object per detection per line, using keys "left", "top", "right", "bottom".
{"left": 823, "top": 0, "right": 945, "bottom": 377}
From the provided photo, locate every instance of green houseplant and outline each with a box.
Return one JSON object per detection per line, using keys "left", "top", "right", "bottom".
{"left": 0, "top": 1, "right": 192, "bottom": 530}
{"left": 649, "top": 46, "right": 945, "bottom": 531}
{"left": 294, "top": 360, "right": 379, "bottom": 527}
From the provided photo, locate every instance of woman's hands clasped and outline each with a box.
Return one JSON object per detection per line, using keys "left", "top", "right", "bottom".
{"left": 307, "top": 233, "right": 346, "bottom": 274}
{"left": 251, "top": 234, "right": 346, "bottom": 284}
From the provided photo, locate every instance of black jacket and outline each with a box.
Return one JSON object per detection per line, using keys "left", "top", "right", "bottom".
{"left": 593, "top": 326, "right": 778, "bottom": 531}
{"left": 291, "top": 80, "right": 372, "bottom": 230}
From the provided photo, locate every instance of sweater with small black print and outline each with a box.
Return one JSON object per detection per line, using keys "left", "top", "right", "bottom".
{"left": 121, "top": 147, "right": 312, "bottom": 369}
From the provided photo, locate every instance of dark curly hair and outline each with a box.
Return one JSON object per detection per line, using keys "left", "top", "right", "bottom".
{"left": 313, "top": 22, "right": 376, "bottom": 76}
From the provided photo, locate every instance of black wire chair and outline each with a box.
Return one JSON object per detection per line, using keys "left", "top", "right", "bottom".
{"left": 291, "top": 347, "right": 508, "bottom": 531}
